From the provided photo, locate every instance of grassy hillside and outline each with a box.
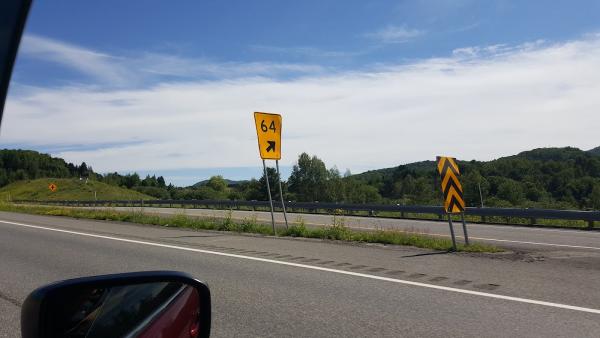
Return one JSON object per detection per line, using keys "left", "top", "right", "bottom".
{"left": 0, "top": 178, "right": 154, "bottom": 201}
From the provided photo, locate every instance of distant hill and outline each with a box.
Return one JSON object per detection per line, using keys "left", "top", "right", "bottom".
{"left": 351, "top": 147, "right": 600, "bottom": 210}
{"left": 588, "top": 146, "right": 600, "bottom": 156}
{"left": 192, "top": 178, "right": 248, "bottom": 188}
{"left": 0, "top": 178, "right": 154, "bottom": 201}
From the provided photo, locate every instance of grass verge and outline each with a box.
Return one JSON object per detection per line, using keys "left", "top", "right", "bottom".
{"left": 0, "top": 203, "right": 501, "bottom": 253}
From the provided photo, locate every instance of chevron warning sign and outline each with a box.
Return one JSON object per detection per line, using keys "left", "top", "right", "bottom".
{"left": 436, "top": 156, "right": 465, "bottom": 213}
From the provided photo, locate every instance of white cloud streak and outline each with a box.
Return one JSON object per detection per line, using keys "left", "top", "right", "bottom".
{"left": 20, "top": 35, "right": 131, "bottom": 85}
{"left": 19, "top": 34, "right": 325, "bottom": 86}
{"left": 3, "top": 36, "right": 600, "bottom": 177}
{"left": 364, "top": 25, "right": 425, "bottom": 44}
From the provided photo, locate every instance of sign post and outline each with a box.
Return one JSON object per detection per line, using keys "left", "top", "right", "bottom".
{"left": 460, "top": 212, "right": 470, "bottom": 246}
{"left": 254, "top": 112, "right": 287, "bottom": 233}
{"left": 447, "top": 214, "right": 457, "bottom": 250}
{"left": 436, "top": 156, "right": 468, "bottom": 250}
{"left": 262, "top": 159, "right": 276, "bottom": 234}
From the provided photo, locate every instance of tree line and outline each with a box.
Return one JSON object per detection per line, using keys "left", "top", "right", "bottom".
{"left": 2, "top": 147, "right": 600, "bottom": 210}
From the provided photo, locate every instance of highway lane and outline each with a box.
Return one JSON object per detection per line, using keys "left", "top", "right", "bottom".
{"left": 1, "top": 212, "right": 600, "bottom": 337}
{"left": 104, "top": 206, "right": 600, "bottom": 253}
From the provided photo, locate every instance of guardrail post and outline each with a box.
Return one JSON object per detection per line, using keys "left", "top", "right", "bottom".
{"left": 589, "top": 220, "right": 595, "bottom": 229}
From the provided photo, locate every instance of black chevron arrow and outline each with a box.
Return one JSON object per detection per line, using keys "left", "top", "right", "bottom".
{"left": 446, "top": 195, "right": 465, "bottom": 213}
{"left": 437, "top": 157, "right": 460, "bottom": 177}
{"left": 266, "top": 141, "right": 276, "bottom": 152}
{"left": 443, "top": 177, "right": 463, "bottom": 197}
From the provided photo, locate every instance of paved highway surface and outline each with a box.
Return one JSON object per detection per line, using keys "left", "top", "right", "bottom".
{"left": 105, "top": 206, "right": 600, "bottom": 253}
{"left": 1, "top": 211, "right": 600, "bottom": 337}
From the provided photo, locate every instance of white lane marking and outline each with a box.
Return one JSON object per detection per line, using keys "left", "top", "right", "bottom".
{"left": 371, "top": 229, "right": 600, "bottom": 251}
{"left": 2, "top": 220, "right": 600, "bottom": 315}
{"left": 467, "top": 237, "right": 600, "bottom": 250}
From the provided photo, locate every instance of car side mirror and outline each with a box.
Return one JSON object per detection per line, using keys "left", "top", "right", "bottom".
{"left": 21, "top": 271, "right": 211, "bottom": 338}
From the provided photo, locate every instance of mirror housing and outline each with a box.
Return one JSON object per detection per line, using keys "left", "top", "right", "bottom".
{"left": 21, "top": 271, "right": 211, "bottom": 338}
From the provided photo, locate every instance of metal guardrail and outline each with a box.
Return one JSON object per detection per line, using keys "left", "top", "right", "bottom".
{"left": 16, "top": 199, "right": 600, "bottom": 229}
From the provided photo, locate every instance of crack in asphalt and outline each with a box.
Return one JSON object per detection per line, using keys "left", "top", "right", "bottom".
{"left": 0, "top": 290, "right": 21, "bottom": 307}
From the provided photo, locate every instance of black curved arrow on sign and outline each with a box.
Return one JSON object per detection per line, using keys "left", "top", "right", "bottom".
{"left": 266, "top": 141, "right": 276, "bottom": 152}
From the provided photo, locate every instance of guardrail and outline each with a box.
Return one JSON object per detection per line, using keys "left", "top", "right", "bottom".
{"left": 15, "top": 199, "right": 600, "bottom": 229}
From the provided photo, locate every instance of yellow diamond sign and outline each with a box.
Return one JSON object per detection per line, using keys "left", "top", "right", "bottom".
{"left": 254, "top": 112, "right": 282, "bottom": 160}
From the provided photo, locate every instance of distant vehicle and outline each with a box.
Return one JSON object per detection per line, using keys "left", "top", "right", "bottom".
{"left": 0, "top": 2, "right": 212, "bottom": 338}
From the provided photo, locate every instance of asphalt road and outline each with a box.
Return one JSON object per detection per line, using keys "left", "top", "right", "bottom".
{"left": 1, "top": 211, "right": 600, "bottom": 337}
{"left": 107, "top": 206, "right": 600, "bottom": 253}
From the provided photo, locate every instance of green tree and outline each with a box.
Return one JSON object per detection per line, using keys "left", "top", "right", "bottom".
{"left": 257, "top": 167, "right": 281, "bottom": 200}
{"left": 497, "top": 179, "right": 525, "bottom": 205}
{"left": 591, "top": 183, "right": 600, "bottom": 210}
{"left": 325, "top": 167, "right": 345, "bottom": 202}
{"left": 288, "top": 153, "right": 329, "bottom": 202}
{"left": 206, "top": 175, "right": 228, "bottom": 192}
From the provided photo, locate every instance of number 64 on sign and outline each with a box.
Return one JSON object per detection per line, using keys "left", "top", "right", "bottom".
{"left": 253, "top": 112, "right": 282, "bottom": 160}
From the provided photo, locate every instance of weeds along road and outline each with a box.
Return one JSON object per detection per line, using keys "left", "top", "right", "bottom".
{"left": 92, "top": 206, "right": 600, "bottom": 253}
{"left": 1, "top": 211, "right": 600, "bottom": 337}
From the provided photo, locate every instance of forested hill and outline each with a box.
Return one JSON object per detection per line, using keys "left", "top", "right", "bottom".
{"left": 2, "top": 147, "right": 600, "bottom": 210}
{"left": 352, "top": 147, "right": 600, "bottom": 210}
{"left": 589, "top": 146, "right": 600, "bottom": 156}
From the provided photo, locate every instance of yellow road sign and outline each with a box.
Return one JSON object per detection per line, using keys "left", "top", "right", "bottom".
{"left": 254, "top": 112, "right": 282, "bottom": 160}
{"left": 436, "top": 156, "right": 465, "bottom": 213}
{"left": 48, "top": 183, "right": 57, "bottom": 192}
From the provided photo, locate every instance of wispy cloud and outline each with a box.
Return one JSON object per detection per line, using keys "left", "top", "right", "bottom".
{"left": 249, "top": 45, "right": 367, "bottom": 59}
{"left": 21, "top": 34, "right": 132, "bottom": 85}
{"left": 135, "top": 53, "right": 325, "bottom": 79}
{"left": 363, "top": 25, "right": 425, "bottom": 44}
{"left": 4, "top": 35, "right": 600, "bottom": 180}
{"left": 19, "top": 34, "right": 326, "bottom": 87}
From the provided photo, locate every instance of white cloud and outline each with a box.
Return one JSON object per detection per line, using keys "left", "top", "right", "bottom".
{"left": 364, "top": 25, "right": 425, "bottom": 44}
{"left": 19, "top": 34, "right": 325, "bottom": 86}
{"left": 3, "top": 35, "right": 600, "bottom": 178}
{"left": 249, "top": 45, "right": 367, "bottom": 59}
{"left": 21, "top": 34, "right": 132, "bottom": 85}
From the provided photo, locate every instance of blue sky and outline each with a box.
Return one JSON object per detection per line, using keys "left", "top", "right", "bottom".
{"left": 3, "top": 0, "right": 600, "bottom": 185}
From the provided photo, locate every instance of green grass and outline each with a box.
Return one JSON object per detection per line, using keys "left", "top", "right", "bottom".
{"left": 138, "top": 203, "right": 596, "bottom": 230}
{"left": 0, "top": 202, "right": 501, "bottom": 253}
{"left": 0, "top": 178, "right": 154, "bottom": 201}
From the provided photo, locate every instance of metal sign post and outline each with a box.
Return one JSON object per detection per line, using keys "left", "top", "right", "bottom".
{"left": 275, "top": 160, "right": 288, "bottom": 229}
{"left": 263, "top": 159, "right": 276, "bottom": 234}
{"left": 461, "top": 212, "right": 470, "bottom": 246}
{"left": 447, "top": 214, "right": 458, "bottom": 251}
{"left": 254, "top": 112, "right": 284, "bottom": 235}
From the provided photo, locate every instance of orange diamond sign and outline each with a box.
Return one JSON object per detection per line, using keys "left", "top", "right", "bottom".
{"left": 48, "top": 183, "right": 57, "bottom": 192}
